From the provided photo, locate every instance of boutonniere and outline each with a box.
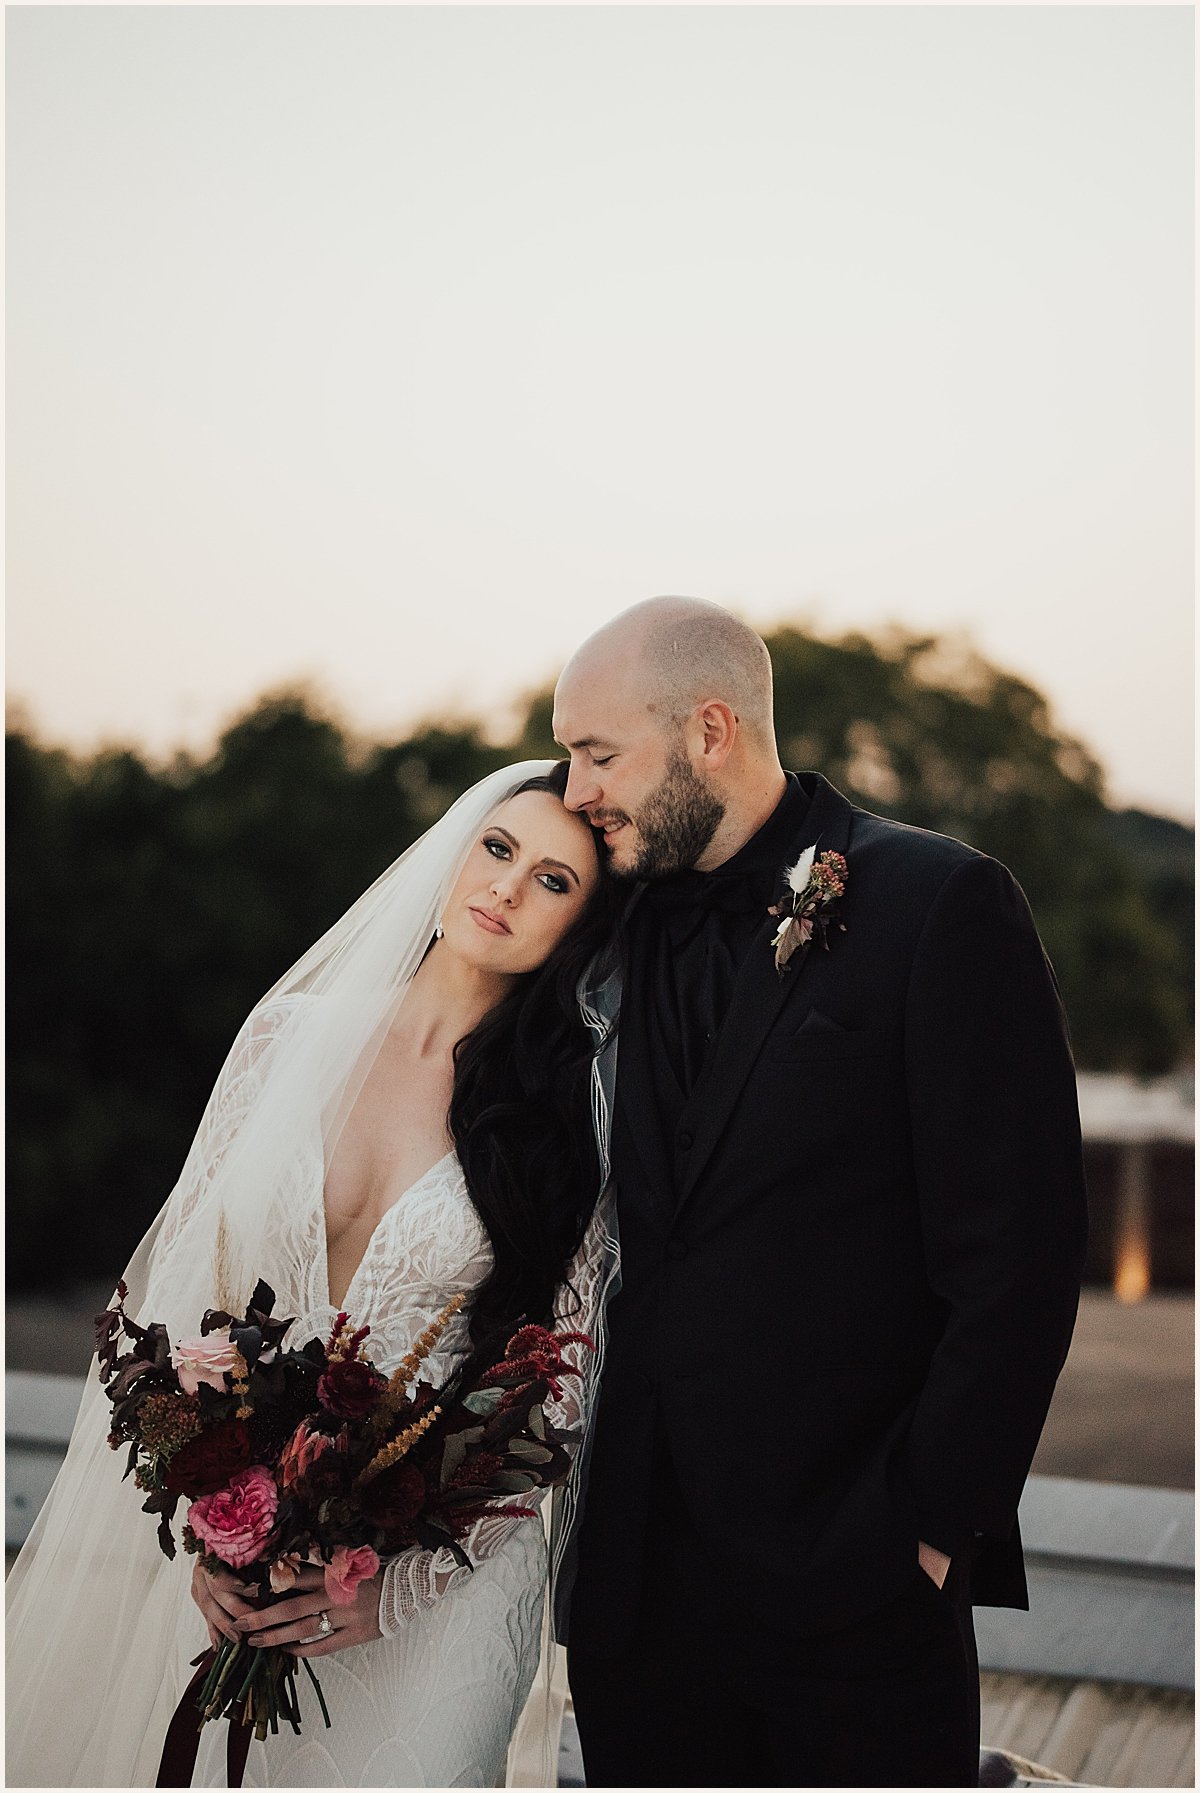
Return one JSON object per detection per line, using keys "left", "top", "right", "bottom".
{"left": 767, "top": 847, "right": 848, "bottom": 976}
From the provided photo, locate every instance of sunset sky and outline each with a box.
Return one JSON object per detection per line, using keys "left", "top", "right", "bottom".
{"left": 7, "top": 5, "right": 1193, "bottom": 820}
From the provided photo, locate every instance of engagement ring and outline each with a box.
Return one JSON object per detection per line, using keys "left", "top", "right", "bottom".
{"left": 301, "top": 1611, "right": 334, "bottom": 1645}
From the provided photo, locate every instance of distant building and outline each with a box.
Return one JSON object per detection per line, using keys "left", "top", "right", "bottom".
{"left": 1076, "top": 1072, "right": 1194, "bottom": 1295}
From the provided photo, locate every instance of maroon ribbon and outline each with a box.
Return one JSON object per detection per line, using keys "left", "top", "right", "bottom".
{"left": 156, "top": 1649, "right": 253, "bottom": 1788}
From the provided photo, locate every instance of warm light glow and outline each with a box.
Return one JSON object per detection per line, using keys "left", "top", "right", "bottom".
{"left": 1114, "top": 1234, "right": 1151, "bottom": 1304}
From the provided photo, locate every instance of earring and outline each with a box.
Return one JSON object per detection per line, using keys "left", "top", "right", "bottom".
{"left": 434, "top": 921, "right": 444, "bottom": 940}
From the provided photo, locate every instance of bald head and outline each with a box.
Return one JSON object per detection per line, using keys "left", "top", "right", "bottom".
{"left": 560, "top": 596, "right": 777, "bottom": 752}
{"left": 554, "top": 598, "right": 786, "bottom": 876}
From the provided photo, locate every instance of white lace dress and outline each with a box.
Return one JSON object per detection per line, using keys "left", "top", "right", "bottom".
{"left": 180, "top": 1145, "right": 601, "bottom": 1788}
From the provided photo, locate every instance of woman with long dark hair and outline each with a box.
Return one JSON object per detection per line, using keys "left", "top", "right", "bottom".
{"left": 7, "top": 760, "right": 622, "bottom": 1788}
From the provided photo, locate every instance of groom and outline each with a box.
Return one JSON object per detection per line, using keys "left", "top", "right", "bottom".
{"left": 553, "top": 598, "right": 1087, "bottom": 1788}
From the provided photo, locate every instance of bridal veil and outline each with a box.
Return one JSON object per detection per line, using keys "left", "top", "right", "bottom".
{"left": 6, "top": 759, "right": 621, "bottom": 1787}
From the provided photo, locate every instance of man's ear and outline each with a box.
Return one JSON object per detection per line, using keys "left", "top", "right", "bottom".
{"left": 694, "top": 701, "right": 737, "bottom": 771}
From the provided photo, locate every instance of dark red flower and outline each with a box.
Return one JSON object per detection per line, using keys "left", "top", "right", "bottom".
{"left": 480, "top": 1326, "right": 592, "bottom": 1402}
{"left": 317, "top": 1357, "right": 385, "bottom": 1419}
{"left": 447, "top": 1451, "right": 504, "bottom": 1490}
{"left": 163, "top": 1418, "right": 254, "bottom": 1498}
{"left": 358, "top": 1460, "right": 427, "bottom": 1534}
{"left": 303, "top": 1443, "right": 352, "bottom": 1502}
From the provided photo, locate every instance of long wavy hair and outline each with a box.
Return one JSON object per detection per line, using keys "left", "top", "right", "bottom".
{"left": 448, "top": 762, "right": 622, "bottom": 1347}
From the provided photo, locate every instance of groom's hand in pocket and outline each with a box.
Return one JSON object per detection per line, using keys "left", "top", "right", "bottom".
{"left": 917, "top": 1539, "right": 951, "bottom": 1589}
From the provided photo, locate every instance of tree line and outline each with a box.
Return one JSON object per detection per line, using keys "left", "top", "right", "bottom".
{"left": 7, "top": 625, "right": 1192, "bottom": 1289}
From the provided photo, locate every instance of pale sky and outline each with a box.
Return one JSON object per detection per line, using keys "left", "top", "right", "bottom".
{"left": 7, "top": 5, "right": 1194, "bottom": 820}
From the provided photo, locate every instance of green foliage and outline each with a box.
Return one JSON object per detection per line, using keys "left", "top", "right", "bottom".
{"left": 761, "top": 626, "right": 1192, "bottom": 1075}
{"left": 519, "top": 624, "right": 1192, "bottom": 1073}
{"left": 5, "top": 693, "right": 501, "bottom": 1289}
{"left": 6, "top": 631, "right": 1193, "bottom": 1290}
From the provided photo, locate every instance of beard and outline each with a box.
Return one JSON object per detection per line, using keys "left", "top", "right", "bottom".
{"left": 609, "top": 746, "right": 726, "bottom": 880}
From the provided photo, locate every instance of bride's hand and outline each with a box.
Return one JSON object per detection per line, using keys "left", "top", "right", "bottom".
{"left": 235, "top": 1563, "right": 383, "bottom": 1658}
{"left": 190, "top": 1558, "right": 257, "bottom": 1649}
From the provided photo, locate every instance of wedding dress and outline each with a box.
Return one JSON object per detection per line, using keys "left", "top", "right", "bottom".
{"left": 6, "top": 761, "right": 620, "bottom": 1789}
{"left": 11, "top": 1000, "right": 612, "bottom": 1789}
{"left": 181, "top": 1115, "right": 611, "bottom": 1788}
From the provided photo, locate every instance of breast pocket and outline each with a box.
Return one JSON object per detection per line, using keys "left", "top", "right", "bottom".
{"left": 767, "top": 1009, "right": 898, "bottom": 1064}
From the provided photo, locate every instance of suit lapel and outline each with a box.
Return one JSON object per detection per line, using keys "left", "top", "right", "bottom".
{"left": 673, "top": 775, "right": 856, "bottom": 1214}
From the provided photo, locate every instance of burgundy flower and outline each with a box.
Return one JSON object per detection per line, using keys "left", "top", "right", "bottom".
{"left": 303, "top": 1440, "right": 351, "bottom": 1502}
{"left": 164, "top": 1418, "right": 253, "bottom": 1498}
{"left": 481, "top": 1325, "right": 591, "bottom": 1403}
{"left": 448, "top": 1451, "right": 505, "bottom": 1490}
{"left": 317, "top": 1357, "right": 385, "bottom": 1420}
{"left": 358, "top": 1459, "right": 427, "bottom": 1534}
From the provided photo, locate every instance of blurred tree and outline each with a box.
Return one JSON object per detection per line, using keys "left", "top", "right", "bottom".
{"left": 763, "top": 626, "right": 1190, "bottom": 1074}
{"left": 6, "top": 694, "right": 503, "bottom": 1288}
{"left": 6, "top": 634, "right": 1193, "bottom": 1291}
{"left": 518, "top": 625, "right": 1192, "bottom": 1074}
{"left": 1098, "top": 807, "right": 1194, "bottom": 1010}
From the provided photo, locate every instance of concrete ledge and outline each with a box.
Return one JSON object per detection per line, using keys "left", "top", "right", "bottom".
{"left": 6, "top": 1374, "right": 1195, "bottom": 1695}
{"left": 975, "top": 1478, "right": 1193, "bottom": 1691}
{"left": 6, "top": 1371, "right": 90, "bottom": 1549}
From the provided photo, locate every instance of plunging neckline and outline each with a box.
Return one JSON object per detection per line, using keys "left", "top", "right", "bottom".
{"left": 321, "top": 1147, "right": 457, "bottom": 1312}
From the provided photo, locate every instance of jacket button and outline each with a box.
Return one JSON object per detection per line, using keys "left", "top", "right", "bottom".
{"left": 666, "top": 1239, "right": 688, "bottom": 1261}
{"left": 678, "top": 1130, "right": 693, "bottom": 1150}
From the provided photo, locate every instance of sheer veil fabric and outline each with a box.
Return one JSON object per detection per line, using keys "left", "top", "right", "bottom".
{"left": 6, "top": 760, "right": 622, "bottom": 1788}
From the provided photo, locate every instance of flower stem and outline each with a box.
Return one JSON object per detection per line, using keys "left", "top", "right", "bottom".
{"left": 202, "top": 1640, "right": 248, "bottom": 1719}
{"left": 300, "top": 1657, "right": 332, "bottom": 1729}
{"left": 234, "top": 1647, "right": 266, "bottom": 1707}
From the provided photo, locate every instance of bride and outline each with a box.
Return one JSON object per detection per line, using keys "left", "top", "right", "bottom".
{"left": 6, "top": 760, "right": 622, "bottom": 1788}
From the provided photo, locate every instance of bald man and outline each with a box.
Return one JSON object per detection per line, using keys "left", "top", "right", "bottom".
{"left": 552, "top": 598, "right": 1086, "bottom": 1788}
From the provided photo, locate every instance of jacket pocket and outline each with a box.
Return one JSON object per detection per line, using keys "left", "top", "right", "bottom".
{"left": 766, "top": 1027, "right": 895, "bottom": 1063}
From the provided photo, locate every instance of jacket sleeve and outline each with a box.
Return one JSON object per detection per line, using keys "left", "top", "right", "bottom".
{"left": 902, "top": 853, "right": 1088, "bottom": 1557}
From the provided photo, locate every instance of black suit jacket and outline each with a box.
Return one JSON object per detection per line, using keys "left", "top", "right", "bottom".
{"left": 565, "top": 773, "right": 1088, "bottom": 1652}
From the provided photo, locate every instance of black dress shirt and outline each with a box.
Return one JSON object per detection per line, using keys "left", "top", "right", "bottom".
{"left": 629, "top": 773, "right": 812, "bottom": 1141}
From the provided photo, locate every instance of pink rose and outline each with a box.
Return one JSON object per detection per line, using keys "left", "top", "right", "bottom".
{"left": 188, "top": 1464, "right": 278, "bottom": 1569}
{"left": 172, "top": 1333, "right": 242, "bottom": 1397}
{"left": 324, "top": 1544, "right": 380, "bottom": 1607}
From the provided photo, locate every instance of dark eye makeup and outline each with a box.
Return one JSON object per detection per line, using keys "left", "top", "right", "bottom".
{"left": 482, "top": 836, "right": 571, "bottom": 896}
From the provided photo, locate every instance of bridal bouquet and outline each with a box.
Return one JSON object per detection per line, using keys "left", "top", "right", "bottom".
{"left": 96, "top": 1278, "right": 589, "bottom": 1757}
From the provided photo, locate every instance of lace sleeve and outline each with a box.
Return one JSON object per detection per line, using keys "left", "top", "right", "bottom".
{"left": 544, "top": 1189, "right": 613, "bottom": 1438}
{"left": 377, "top": 1514, "right": 518, "bottom": 1634}
{"left": 377, "top": 1193, "right": 615, "bottom": 1638}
